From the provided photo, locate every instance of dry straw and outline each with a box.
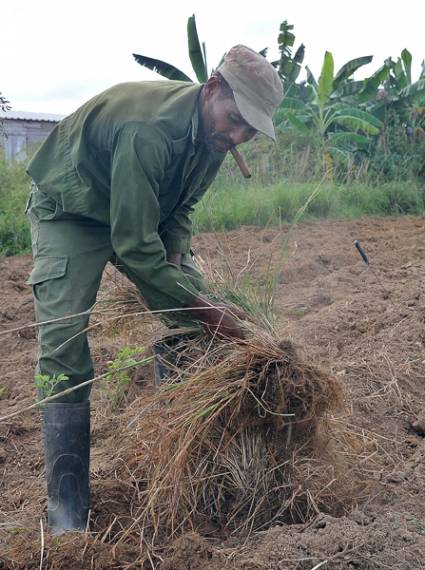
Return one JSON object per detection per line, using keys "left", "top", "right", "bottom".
{"left": 114, "top": 324, "right": 368, "bottom": 549}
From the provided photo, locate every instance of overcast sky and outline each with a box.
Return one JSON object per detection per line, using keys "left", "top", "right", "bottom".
{"left": 2, "top": 0, "right": 424, "bottom": 115}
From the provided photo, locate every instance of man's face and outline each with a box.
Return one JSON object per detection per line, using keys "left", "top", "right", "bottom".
{"left": 201, "top": 83, "right": 257, "bottom": 153}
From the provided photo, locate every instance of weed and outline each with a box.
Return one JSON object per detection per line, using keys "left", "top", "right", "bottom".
{"left": 35, "top": 373, "right": 69, "bottom": 399}
{"left": 105, "top": 346, "right": 147, "bottom": 408}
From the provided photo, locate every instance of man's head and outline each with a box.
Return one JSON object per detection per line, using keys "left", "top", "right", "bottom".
{"left": 199, "top": 72, "right": 257, "bottom": 152}
{"left": 199, "top": 45, "right": 283, "bottom": 153}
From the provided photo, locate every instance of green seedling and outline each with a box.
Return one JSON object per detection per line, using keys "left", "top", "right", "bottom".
{"left": 35, "top": 373, "right": 69, "bottom": 399}
{"left": 105, "top": 346, "right": 148, "bottom": 409}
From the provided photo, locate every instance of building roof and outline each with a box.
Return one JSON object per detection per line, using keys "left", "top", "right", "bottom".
{"left": 0, "top": 110, "right": 66, "bottom": 123}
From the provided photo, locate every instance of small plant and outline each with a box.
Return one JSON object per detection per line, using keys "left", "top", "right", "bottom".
{"left": 35, "top": 373, "right": 69, "bottom": 399}
{"left": 105, "top": 346, "right": 148, "bottom": 408}
{"left": 414, "top": 519, "right": 425, "bottom": 535}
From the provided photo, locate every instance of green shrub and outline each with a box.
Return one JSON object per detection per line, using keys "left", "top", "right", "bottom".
{"left": 0, "top": 151, "right": 31, "bottom": 256}
{"left": 366, "top": 115, "right": 425, "bottom": 183}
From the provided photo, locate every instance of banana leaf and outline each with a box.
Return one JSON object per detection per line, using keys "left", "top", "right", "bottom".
{"left": 392, "top": 58, "right": 408, "bottom": 90}
{"left": 202, "top": 42, "right": 208, "bottom": 76}
{"left": 333, "top": 114, "right": 380, "bottom": 135}
{"left": 328, "top": 146, "right": 352, "bottom": 162}
{"left": 318, "top": 52, "right": 334, "bottom": 107}
{"left": 278, "top": 96, "right": 307, "bottom": 111}
{"left": 286, "top": 44, "right": 305, "bottom": 83}
{"left": 333, "top": 106, "right": 383, "bottom": 129}
{"left": 305, "top": 66, "right": 318, "bottom": 90}
{"left": 333, "top": 55, "right": 373, "bottom": 91}
{"left": 401, "top": 49, "right": 412, "bottom": 84}
{"left": 399, "top": 78, "right": 425, "bottom": 101}
{"left": 282, "top": 111, "right": 310, "bottom": 133}
{"left": 337, "top": 80, "right": 366, "bottom": 98}
{"left": 187, "top": 15, "right": 208, "bottom": 83}
{"left": 133, "top": 53, "right": 192, "bottom": 82}
{"left": 328, "top": 132, "right": 371, "bottom": 148}
{"left": 277, "top": 20, "right": 295, "bottom": 57}
{"left": 358, "top": 63, "right": 390, "bottom": 103}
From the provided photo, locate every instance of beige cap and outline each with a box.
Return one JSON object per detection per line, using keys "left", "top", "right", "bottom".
{"left": 217, "top": 45, "right": 283, "bottom": 141}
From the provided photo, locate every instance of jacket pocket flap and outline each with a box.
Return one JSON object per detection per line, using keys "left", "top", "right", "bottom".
{"left": 26, "top": 256, "right": 68, "bottom": 285}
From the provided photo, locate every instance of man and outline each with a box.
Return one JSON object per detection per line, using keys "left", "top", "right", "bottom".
{"left": 25, "top": 45, "right": 283, "bottom": 534}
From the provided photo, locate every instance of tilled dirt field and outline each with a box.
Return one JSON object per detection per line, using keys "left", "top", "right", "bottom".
{"left": 1, "top": 217, "right": 425, "bottom": 569}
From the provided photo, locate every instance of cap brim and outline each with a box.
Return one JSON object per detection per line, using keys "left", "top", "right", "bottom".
{"left": 233, "top": 90, "right": 277, "bottom": 142}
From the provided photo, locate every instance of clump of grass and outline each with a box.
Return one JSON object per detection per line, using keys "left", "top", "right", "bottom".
{"left": 119, "top": 326, "right": 368, "bottom": 546}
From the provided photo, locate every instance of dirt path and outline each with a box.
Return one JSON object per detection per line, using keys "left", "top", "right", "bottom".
{"left": 1, "top": 217, "right": 425, "bottom": 569}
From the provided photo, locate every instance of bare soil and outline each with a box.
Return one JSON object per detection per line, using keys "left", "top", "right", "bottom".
{"left": 1, "top": 217, "right": 425, "bottom": 569}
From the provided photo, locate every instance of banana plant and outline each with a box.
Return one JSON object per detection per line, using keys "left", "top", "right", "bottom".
{"left": 277, "top": 51, "right": 383, "bottom": 175}
{"left": 375, "top": 50, "right": 425, "bottom": 128}
{"left": 186, "top": 15, "right": 208, "bottom": 82}
{"left": 133, "top": 14, "right": 268, "bottom": 84}
{"left": 133, "top": 15, "right": 206, "bottom": 82}
{"left": 272, "top": 20, "right": 305, "bottom": 90}
{"left": 357, "top": 61, "right": 391, "bottom": 104}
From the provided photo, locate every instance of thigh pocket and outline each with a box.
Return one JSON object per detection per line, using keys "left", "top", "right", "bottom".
{"left": 27, "top": 256, "right": 71, "bottom": 316}
{"left": 26, "top": 189, "right": 62, "bottom": 223}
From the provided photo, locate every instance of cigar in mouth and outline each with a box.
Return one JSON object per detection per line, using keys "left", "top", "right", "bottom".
{"left": 230, "top": 147, "right": 251, "bottom": 179}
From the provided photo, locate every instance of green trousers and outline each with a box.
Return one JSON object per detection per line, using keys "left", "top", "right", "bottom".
{"left": 26, "top": 185, "right": 204, "bottom": 403}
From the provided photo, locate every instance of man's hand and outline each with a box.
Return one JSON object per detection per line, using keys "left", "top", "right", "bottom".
{"left": 187, "top": 295, "right": 245, "bottom": 339}
{"left": 220, "top": 303, "right": 246, "bottom": 321}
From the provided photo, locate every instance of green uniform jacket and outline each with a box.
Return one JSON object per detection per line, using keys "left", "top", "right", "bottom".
{"left": 26, "top": 81, "right": 225, "bottom": 310}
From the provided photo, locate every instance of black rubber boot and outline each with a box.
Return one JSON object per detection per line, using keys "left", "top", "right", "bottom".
{"left": 152, "top": 333, "right": 193, "bottom": 385}
{"left": 42, "top": 402, "right": 90, "bottom": 534}
{"left": 152, "top": 339, "right": 175, "bottom": 385}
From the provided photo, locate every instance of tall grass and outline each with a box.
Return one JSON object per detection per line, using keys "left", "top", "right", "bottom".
{"left": 193, "top": 178, "right": 425, "bottom": 233}
{"left": 0, "top": 147, "right": 424, "bottom": 257}
{"left": 0, "top": 152, "right": 31, "bottom": 256}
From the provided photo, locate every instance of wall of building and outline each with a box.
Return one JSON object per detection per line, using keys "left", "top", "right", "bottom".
{"left": 1, "top": 119, "right": 58, "bottom": 161}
